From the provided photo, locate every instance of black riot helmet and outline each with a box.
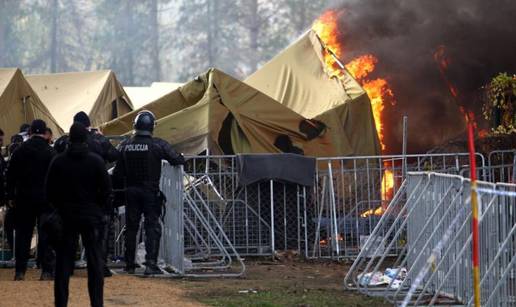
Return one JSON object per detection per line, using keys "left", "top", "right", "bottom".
{"left": 133, "top": 110, "right": 156, "bottom": 136}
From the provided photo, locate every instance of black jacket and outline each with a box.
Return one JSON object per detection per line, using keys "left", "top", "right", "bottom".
{"left": 46, "top": 143, "right": 112, "bottom": 218}
{"left": 0, "top": 155, "right": 6, "bottom": 203}
{"left": 54, "top": 130, "right": 119, "bottom": 163}
{"left": 6, "top": 136, "right": 56, "bottom": 205}
{"left": 113, "top": 134, "right": 185, "bottom": 190}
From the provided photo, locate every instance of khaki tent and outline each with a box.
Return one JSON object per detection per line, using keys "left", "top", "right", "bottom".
{"left": 101, "top": 69, "right": 336, "bottom": 156}
{"left": 124, "top": 82, "right": 183, "bottom": 109}
{"left": 26, "top": 70, "right": 133, "bottom": 131}
{"left": 245, "top": 30, "right": 380, "bottom": 157}
{"left": 0, "top": 68, "right": 63, "bottom": 139}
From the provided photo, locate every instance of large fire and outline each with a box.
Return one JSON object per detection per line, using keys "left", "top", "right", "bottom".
{"left": 313, "top": 10, "right": 395, "bottom": 206}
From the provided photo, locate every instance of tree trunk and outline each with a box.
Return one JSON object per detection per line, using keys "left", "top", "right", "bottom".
{"left": 150, "top": 0, "right": 161, "bottom": 81}
{"left": 124, "top": 0, "right": 134, "bottom": 84}
{"left": 207, "top": 0, "right": 219, "bottom": 67}
{"left": 50, "top": 0, "right": 59, "bottom": 73}
{"left": 248, "top": 0, "right": 259, "bottom": 71}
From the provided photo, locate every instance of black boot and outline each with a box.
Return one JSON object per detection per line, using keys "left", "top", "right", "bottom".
{"left": 144, "top": 239, "right": 162, "bottom": 275}
{"left": 40, "top": 271, "right": 54, "bottom": 281}
{"left": 14, "top": 272, "right": 25, "bottom": 281}
{"left": 144, "top": 263, "right": 163, "bottom": 275}
{"left": 103, "top": 265, "right": 113, "bottom": 277}
{"left": 124, "top": 264, "right": 136, "bottom": 274}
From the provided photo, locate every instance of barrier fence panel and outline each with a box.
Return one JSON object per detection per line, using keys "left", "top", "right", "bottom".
{"left": 159, "top": 163, "right": 185, "bottom": 274}
{"left": 311, "top": 153, "right": 484, "bottom": 259}
{"left": 159, "top": 162, "right": 245, "bottom": 277}
{"left": 183, "top": 156, "right": 310, "bottom": 257}
{"left": 488, "top": 150, "right": 516, "bottom": 183}
{"left": 344, "top": 171, "right": 516, "bottom": 306}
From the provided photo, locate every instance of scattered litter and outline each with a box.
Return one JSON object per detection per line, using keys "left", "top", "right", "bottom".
{"left": 238, "top": 289, "right": 258, "bottom": 294}
{"left": 184, "top": 257, "right": 193, "bottom": 269}
{"left": 358, "top": 267, "right": 407, "bottom": 288}
{"left": 135, "top": 242, "right": 146, "bottom": 265}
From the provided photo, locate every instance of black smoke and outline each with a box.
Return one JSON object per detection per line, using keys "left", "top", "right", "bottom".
{"left": 331, "top": 0, "right": 516, "bottom": 153}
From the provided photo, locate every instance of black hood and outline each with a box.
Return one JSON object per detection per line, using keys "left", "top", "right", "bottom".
{"left": 66, "top": 142, "right": 89, "bottom": 158}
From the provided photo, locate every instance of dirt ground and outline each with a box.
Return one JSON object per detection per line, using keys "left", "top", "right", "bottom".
{"left": 0, "top": 260, "right": 388, "bottom": 307}
{"left": 0, "top": 269, "right": 201, "bottom": 307}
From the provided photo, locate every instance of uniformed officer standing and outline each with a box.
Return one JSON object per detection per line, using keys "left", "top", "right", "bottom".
{"left": 113, "top": 111, "right": 184, "bottom": 275}
{"left": 54, "top": 111, "right": 119, "bottom": 163}
{"left": 54, "top": 111, "right": 119, "bottom": 277}
{"left": 46, "top": 122, "right": 112, "bottom": 307}
{"left": 6, "top": 120, "right": 56, "bottom": 280}
{"left": 0, "top": 128, "right": 6, "bottom": 205}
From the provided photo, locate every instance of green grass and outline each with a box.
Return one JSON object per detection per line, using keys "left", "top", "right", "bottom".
{"left": 196, "top": 288, "right": 389, "bottom": 307}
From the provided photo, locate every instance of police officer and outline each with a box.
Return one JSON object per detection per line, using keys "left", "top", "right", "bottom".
{"left": 46, "top": 122, "right": 111, "bottom": 307}
{"left": 113, "top": 110, "right": 184, "bottom": 275}
{"left": 6, "top": 119, "right": 56, "bottom": 281}
{"left": 8, "top": 123, "right": 30, "bottom": 156}
{"left": 0, "top": 128, "right": 6, "bottom": 205}
{"left": 55, "top": 111, "right": 119, "bottom": 277}
{"left": 54, "top": 112, "right": 119, "bottom": 163}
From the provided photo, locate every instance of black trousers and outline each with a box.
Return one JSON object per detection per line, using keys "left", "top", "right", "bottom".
{"left": 13, "top": 206, "right": 55, "bottom": 274}
{"left": 102, "top": 214, "right": 115, "bottom": 265}
{"left": 55, "top": 214, "right": 105, "bottom": 307}
{"left": 4, "top": 207, "right": 15, "bottom": 250}
{"left": 124, "top": 187, "right": 162, "bottom": 267}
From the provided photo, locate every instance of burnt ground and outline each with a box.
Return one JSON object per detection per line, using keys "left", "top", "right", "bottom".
{"left": 0, "top": 259, "right": 389, "bottom": 307}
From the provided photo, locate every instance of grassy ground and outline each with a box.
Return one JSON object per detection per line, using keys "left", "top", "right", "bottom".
{"left": 175, "top": 259, "right": 390, "bottom": 307}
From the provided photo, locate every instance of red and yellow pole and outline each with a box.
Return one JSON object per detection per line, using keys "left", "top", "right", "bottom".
{"left": 467, "top": 122, "right": 481, "bottom": 307}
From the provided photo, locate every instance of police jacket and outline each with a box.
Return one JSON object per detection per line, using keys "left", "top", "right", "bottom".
{"left": 54, "top": 130, "right": 119, "bottom": 163}
{"left": 6, "top": 135, "right": 56, "bottom": 205}
{"left": 0, "top": 155, "right": 6, "bottom": 203}
{"left": 46, "top": 142, "right": 112, "bottom": 218}
{"left": 113, "top": 134, "right": 185, "bottom": 190}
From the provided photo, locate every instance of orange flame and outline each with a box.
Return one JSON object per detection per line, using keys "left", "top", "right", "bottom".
{"left": 381, "top": 168, "right": 394, "bottom": 200}
{"left": 313, "top": 11, "right": 395, "bottom": 201}
{"left": 345, "top": 55, "right": 377, "bottom": 80}
{"left": 360, "top": 206, "right": 385, "bottom": 218}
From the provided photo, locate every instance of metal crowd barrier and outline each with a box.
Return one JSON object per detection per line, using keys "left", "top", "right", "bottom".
{"left": 488, "top": 149, "right": 516, "bottom": 183}
{"left": 344, "top": 172, "right": 516, "bottom": 306}
{"left": 159, "top": 163, "right": 245, "bottom": 277}
{"left": 179, "top": 153, "right": 483, "bottom": 260}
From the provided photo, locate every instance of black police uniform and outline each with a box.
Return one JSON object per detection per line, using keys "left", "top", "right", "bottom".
{"left": 0, "top": 150, "right": 6, "bottom": 203}
{"left": 55, "top": 129, "right": 119, "bottom": 275}
{"left": 54, "top": 130, "right": 119, "bottom": 163}
{"left": 46, "top": 139, "right": 112, "bottom": 307}
{"left": 6, "top": 135, "right": 56, "bottom": 276}
{"left": 113, "top": 133, "right": 184, "bottom": 273}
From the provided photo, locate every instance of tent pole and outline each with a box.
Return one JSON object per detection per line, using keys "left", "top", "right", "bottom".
{"left": 270, "top": 180, "right": 275, "bottom": 260}
{"left": 402, "top": 116, "right": 408, "bottom": 181}
{"left": 23, "top": 96, "right": 28, "bottom": 123}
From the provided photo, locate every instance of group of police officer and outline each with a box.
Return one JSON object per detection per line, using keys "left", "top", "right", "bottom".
{"left": 0, "top": 110, "right": 185, "bottom": 307}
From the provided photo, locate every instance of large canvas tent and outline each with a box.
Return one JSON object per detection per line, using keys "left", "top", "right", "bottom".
{"left": 101, "top": 69, "right": 336, "bottom": 156}
{"left": 124, "top": 82, "right": 183, "bottom": 109}
{"left": 26, "top": 70, "right": 133, "bottom": 131}
{"left": 0, "top": 68, "right": 63, "bottom": 139}
{"left": 245, "top": 30, "right": 381, "bottom": 157}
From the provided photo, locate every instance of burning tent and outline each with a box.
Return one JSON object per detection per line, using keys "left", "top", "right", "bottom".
{"left": 245, "top": 30, "right": 381, "bottom": 157}
{"left": 100, "top": 68, "right": 337, "bottom": 156}
{"left": 0, "top": 68, "right": 63, "bottom": 138}
{"left": 26, "top": 70, "right": 133, "bottom": 131}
